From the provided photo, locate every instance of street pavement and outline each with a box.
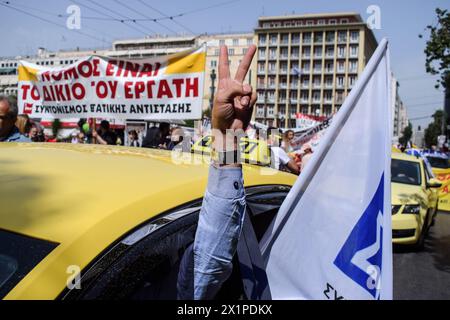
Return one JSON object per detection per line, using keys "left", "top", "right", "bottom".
{"left": 393, "top": 211, "right": 450, "bottom": 300}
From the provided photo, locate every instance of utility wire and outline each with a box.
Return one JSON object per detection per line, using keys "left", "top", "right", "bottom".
{"left": 136, "top": 0, "right": 193, "bottom": 34}
{"left": 86, "top": 0, "right": 155, "bottom": 35}
{"left": 71, "top": 0, "right": 147, "bottom": 36}
{"left": 4, "top": 0, "right": 114, "bottom": 42}
{"left": 113, "top": 0, "right": 174, "bottom": 34}
{"left": 0, "top": 1, "right": 109, "bottom": 45}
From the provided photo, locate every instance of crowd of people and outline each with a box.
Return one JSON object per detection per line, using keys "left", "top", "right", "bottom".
{"left": 0, "top": 95, "right": 313, "bottom": 175}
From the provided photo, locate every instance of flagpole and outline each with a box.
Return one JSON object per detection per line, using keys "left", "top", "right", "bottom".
{"left": 260, "top": 38, "right": 390, "bottom": 257}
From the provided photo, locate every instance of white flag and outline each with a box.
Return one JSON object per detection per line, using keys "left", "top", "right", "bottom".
{"left": 261, "top": 38, "right": 392, "bottom": 300}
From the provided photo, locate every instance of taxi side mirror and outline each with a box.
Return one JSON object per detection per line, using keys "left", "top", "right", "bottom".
{"left": 427, "top": 178, "right": 442, "bottom": 189}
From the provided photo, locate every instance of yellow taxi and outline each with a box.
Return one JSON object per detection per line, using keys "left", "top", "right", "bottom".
{"left": 0, "top": 143, "right": 296, "bottom": 300}
{"left": 191, "top": 135, "right": 271, "bottom": 166}
{"left": 422, "top": 153, "right": 450, "bottom": 211}
{"left": 391, "top": 153, "right": 441, "bottom": 248}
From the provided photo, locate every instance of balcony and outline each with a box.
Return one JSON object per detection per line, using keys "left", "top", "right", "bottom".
{"left": 300, "top": 98, "right": 309, "bottom": 103}
{"left": 313, "top": 82, "right": 321, "bottom": 89}
{"left": 325, "top": 82, "right": 333, "bottom": 88}
{"left": 324, "top": 97, "right": 333, "bottom": 103}
{"left": 290, "top": 97, "right": 298, "bottom": 103}
{"left": 280, "top": 55, "right": 289, "bottom": 60}
{"left": 313, "top": 69, "right": 322, "bottom": 74}
{"left": 312, "top": 97, "right": 321, "bottom": 103}
{"left": 301, "top": 83, "right": 310, "bottom": 89}
{"left": 325, "top": 68, "right": 334, "bottom": 74}
{"left": 256, "top": 111, "right": 265, "bottom": 118}
{"left": 259, "top": 41, "right": 267, "bottom": 46}
{"left": 279, "top": 83, "right": 288, "bottom": 89}
{"left": 258, "top": 55, "right": 266, "bottom": 60}
{"left": 291, "top": 54, "right": 299, "bottom": 59}
{"left": 291, "top": 39, "right": 300, "bottom": 45}
{"left": 303, "top": 39, "right": 311, "bottom": 44}
{"left": 280, "top": 41, "right": 289, "bottom": 46}
{"left": 314, "top": 54, "right": 323, "bottom": 59}
{"left": 279, "top": 98, "right": 287, "bottom": 104}
{"left": 279, "top": 69, "right": 288, "bottom": 75}
{"left": 326, "top": 37, "right": 335, "bottom": 44}
{"left": 290, "top": 84, "right": 298, "bottom": 89}
{"left": 268, "top": 69, "right": 277, "bottom": 75}
{"left": 268, "top": 55, "right": 277, "bottom": 60}
{"left": 338, "top": 37, "right": 347, "bottom": 43}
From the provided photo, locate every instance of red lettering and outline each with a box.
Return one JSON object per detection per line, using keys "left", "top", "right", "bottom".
{"left": 108, "top": 81, "right": 118, "bottom": 99}
{"left": 96, "top": 81, "right": 108, "bottom": 99}
{"left": 146, "top": 80, "right": 155, "bottom": 98}
{"left": 77, "top": 60, "right": 92, "bottom": 78}
{"left": 54, "top": 84, "right": 66, "bottom": 101}
{"left": 134, "top": 81, "right": 145, "bottom": 99}
{"left": 31, "top": 86, "right": 40, "bottom": 100}
{"left": 185, "top": 77, "right": 198, "bottom": 97}
{"left": 43, "top": 86, "right": 53, "bottom": 101}
{"left": 157, "top": 80, "right": 173, "bottom": 98}
{"left": 153, "top": 62, "right": 161, "bottom": 76}
{"left": 21, "top": 84, "right": 30, "bottom": 100}
{"left": 172, "top": 79, "right": 184, "bottom": 97}
{"left": 92, "top": 58, "right": 100, "bottom": 77}
{"left": 106, "top": 60, "right": 116, "bottom": 76}
{"left": 41, "top": 71, "right": 51, "bottom": 82}
{"left": 72, "top": 83, "right": 85, "bottom": 100}
{"left": 124, "top": 81, "right": 133, "bottom": 99}
{"left": 139, "top": 63, "right": 153, "bottom": 77}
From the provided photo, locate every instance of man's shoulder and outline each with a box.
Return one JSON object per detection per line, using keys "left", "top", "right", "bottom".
{"left": 6, "top": 127, "right": 31, "bottom": 142}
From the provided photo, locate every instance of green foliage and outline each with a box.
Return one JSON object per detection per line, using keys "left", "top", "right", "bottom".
{"left": 399, "top": 122, "right": 413, "bottom": 146}
{"left": 184, "top": 119, "right": 195, "bottom": 128}
{"left": 420, "top": 8, "right": 450, "bottom": 89}
{"left": 424, "top": 110, "right": 445, "bottom": 147}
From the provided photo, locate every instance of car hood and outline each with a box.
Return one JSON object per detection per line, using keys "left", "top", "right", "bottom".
{"left": 391, "top": 182, "right": 427, "bottom": 207}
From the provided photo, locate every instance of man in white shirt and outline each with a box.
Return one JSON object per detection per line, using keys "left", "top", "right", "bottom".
{"left": 267, "top": 127, "right": 300, "bottom": 175}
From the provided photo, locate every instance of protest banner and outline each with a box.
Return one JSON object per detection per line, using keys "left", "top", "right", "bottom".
{"left": 295, "top": 113, "right": 327, "bottom": 131}
{"left": 17, "top": 46, "right": 206, "bottom": 120}
{"left": 290, "top": 116, "right": 333, "bottom": 151}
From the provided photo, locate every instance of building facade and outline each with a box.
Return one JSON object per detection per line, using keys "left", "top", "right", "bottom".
{"left": 391, "top": 74, "right": 409, "bottom": 138}
{"left": 253, "top": 13, "right": 378, "bottom": 128}
{"left": 199, "top": 33, "right": 256, "bottom": 114}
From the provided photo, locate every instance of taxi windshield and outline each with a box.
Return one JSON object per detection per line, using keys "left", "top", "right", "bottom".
{"left": 426, "top": 156, "right": 449, "bottom": 169}
{"left": 391, "top": 159, "right": 421, "bottom": 186}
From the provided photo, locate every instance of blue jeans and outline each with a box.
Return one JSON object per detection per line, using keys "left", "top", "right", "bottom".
{"left": 193, "top": 165, "right": 246, "bottom": 300}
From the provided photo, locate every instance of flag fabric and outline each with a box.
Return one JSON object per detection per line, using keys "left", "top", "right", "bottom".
{"left": 260, "top": 38, "right": 392, "bottom": 300}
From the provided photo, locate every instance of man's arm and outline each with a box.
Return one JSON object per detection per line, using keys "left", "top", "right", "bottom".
{"left": 193, "top": 44, "right": 256, "bottom": 300}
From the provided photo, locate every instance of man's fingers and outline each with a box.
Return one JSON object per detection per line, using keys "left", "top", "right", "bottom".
{"left": 234, "top": 45, "right": 256, "bottom": 83}
{"left": 218, "top": 45, "right": 230, "bottom": 81}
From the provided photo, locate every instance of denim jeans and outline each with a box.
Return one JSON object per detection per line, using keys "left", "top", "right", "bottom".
{"left": 193, "top": 165, "right": 246, "bottom": 300}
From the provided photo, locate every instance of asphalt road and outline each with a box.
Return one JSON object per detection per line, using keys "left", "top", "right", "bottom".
{"left": 393, "top": 211, "right": 450, "bottom": 300}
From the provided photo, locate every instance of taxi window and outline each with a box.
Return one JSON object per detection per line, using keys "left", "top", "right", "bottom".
{"left": 391, "top": 159, "right": 421, "bottom": 186}
{"left": 0, "top": 229, "right": 58, "bottom": 299}
{"left": 426, "top": 156, "right": 449, "bottom": 169}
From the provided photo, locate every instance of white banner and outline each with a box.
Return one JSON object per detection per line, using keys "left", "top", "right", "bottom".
{"left": 261, "top": 39, "right": 393, "bottom": 300}
{"left": 17, "top": 46, "right": 205, "bottom": 120}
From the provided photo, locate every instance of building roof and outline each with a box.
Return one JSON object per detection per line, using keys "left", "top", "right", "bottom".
{"left": 258, "top": 12, "right": 362, "bottom": 21}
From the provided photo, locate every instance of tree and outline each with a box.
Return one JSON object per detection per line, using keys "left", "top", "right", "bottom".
{"left": 420, "top": 8, "right": 450, "bottom": 90}
{"left": 399, "top": 122, "right": 413, "bottom": 146}
{"left": 424, "top": 110, "right": 445, "bottom": 148}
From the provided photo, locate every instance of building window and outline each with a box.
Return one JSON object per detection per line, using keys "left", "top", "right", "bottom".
{"left": 303, "top": 32, "right": 311, "bottom": 44}
{"left": 214, "top": 49, "right": 220, "bottom": 56}
{"left": 329, "top": 19, "right": 337, "bottom": 24}
{"left": 219, "top": 39, "right": 225, "bottom": 46}
{"left": 258, "top": 48, "right": 266, "bottom": 59}
{"left": 341, "top": 18, "right": 349, "bottom": 24}
{"left": 350, "top": 46, "right": 358, "bottom": 57}
{"left": 242, "top": 48, "right": 248, "bottom": 55}
{"left": 318, "top": 19, "right": 325, "bottom": 25}
{"left": 247, "top": 38, "right": 253, "bottom": 45}
{"left": 210, "top": 60, "right": 217, "bottom": 68}
{"left": 259, "top": 34, "right": 266, "bottom": 45}
{"left": 233, "top": 39, "right": 239, "bottom": 46}
{"left": 306, "top": 20, "right": 314, "bottom": 25}
{"left": 350, "top": 31, "right": 359, "bottom": 42}
{"left": 270, "top": 34, "right": 277, "bottom": 45}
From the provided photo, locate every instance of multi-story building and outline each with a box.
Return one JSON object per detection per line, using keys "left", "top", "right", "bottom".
{"left": 254, "top": 12, "right": 378, "bottom": 128}
{"left": 200, "top": 33, "right": 256, "bottom": 113}
{"left": 391, "top": 74, "right": 409, "bottom": 138}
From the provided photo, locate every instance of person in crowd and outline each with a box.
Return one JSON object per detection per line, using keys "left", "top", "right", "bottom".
{"left": 300, "top": 143, "right": 313, "bottom": 172}
{"left": 29, "top": 123, "right": 45, "bottom": 142}
{"left": 128, "top": 130, "right": 140, "bottom": 147}
{"left": 182, "top": 44, "right": 257, "bottom": 300}
{"left": 141, "top": 122, "right": 171, "bottom": 149}
{"left": 167, "top": 126, "right": 192, "bottom": 152}
{"left": 92, "top": 120, "right": 117, "bottom": 145}
{"left": 77, "top": 131, "right": 85, "bottom": 144}
{"left": 281, "top": 129, "right": 295, "bottom": 153}
{"left": 267, "top": 126, "right": 300, "bottom": 175}
{"left": 0, "top": 96, "right": 31, "bottom": 142}
{"left": 15, "top": 114, "right": 32, "bottom": 136}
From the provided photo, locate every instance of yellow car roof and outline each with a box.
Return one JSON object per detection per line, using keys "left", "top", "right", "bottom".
{"left": 0, "top": 143, "right": 295, "bottom": 244}
{"left": 392, "top": 152, "right": 422, "bottom": 162}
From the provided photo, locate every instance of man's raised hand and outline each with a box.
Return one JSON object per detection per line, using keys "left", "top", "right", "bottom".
{"left": 212, "top": 45, "right": 257, "bottom": 133}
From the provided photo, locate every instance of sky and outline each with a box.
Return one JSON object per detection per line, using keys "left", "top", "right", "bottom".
{"left": 0, "top": 0, "right": 449, "bottom": 130}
